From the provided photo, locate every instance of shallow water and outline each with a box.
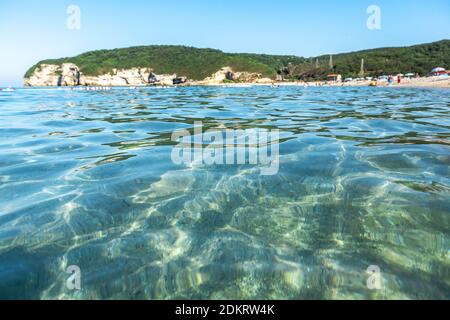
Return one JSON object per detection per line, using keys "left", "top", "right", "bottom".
{"left": 0, "top": 86, "right": 449, "bottom": 300}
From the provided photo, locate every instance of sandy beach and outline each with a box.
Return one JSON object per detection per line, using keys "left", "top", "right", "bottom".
{"left": 181, "top": 75, "right": 450, "bottom": 89}
{"left": 232, "top": 77, "right": 449, "bottom": 89}
{"left": 323, "top": 76, "right": 450, "bottom": 89}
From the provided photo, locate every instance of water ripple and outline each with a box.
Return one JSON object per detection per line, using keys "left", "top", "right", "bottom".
{"left": 0, "top": 86, "right": 449, "bottom": 299}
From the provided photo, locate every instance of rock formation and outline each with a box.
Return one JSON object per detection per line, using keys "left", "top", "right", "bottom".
{"left": 79, "top": 68, "right": 154, "bottom": 86}
{"left": 202, "top": 67, "right": 234, "bottom": 83}
{"left": 234, "top": 71, "right": 263, "bottom": 83}
{"left": 24, "top": 64, "right": 61, "bottom": 87}
{"left": 59, "top": 63, "right": 80, "bottom": 86}
{"left": 199, "top": 67, "right": 265, "bottom": 85}
{"left": 24, "top": 64, "right": 264, "bottom": 87}
{"left": 24, "top": 63, "right": 183, "bottom": 87}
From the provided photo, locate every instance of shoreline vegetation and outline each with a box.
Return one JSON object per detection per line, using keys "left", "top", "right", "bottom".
{"left": 23, "top": 40, "right": 449, "bottom": 89}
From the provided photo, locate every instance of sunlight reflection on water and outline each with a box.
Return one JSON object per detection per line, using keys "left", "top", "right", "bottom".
{"left": 0, "top": 86, "right": 448, "bottom": 299}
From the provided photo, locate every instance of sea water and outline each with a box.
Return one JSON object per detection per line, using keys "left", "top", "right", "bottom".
{"left": 0, "top": 86, "right": 448, "bottom": 299}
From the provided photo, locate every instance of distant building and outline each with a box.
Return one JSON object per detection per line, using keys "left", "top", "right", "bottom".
{"left": 327, "top": 74, "right": 342, "bottom": 82}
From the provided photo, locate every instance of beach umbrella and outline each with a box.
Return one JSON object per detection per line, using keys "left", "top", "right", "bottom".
{"left": 405, "top": 73, "right": 414, "bottom": 77}
{"left": 431, "top": 67, "right": 445, "bottom": 73}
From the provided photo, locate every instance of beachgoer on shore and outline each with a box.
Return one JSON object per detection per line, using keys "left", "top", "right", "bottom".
{"left": 388, "top": 75, "right": 393, "bottom": 86}
{"left": 398, "top": 75, "right": 401, "bottom": 84}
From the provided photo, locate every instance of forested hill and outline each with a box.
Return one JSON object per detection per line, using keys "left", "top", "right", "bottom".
{"left": 25, "top": 40, "right": 449, "bottom": 80}
{"left": 297, "top": 40, "right": 450, "bottom": 80}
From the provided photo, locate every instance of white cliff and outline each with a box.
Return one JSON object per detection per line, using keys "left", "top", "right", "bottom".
{"left": 24, "top": 64, "right": 62, "bottom": 87}
{"left": 198, "top": 67, "right": 267, "bottom": 85}
{"left": 24, "top": 64, "right": 270, "bottom": 87}
{"left": 60, "top": 63, "right": 80, "bottom": 86}
{"left": 203, "top": 67, "right": 234, "bottom": 83}
{"left": 24, "top": 63, "right": 184, "bottom": 87}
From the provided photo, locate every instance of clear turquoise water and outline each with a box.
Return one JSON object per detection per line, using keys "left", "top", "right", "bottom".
{"left": 0, "top": 86, "right": 448, "bottom": 300}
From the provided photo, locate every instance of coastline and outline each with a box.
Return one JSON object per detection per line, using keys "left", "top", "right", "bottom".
{"left": 15, "top": 77, "right": 450, "bottom": 91}
{"left": 22, "top": 61, "right": 450, "bottom": 90}
{"left": 14, "top": 79, "right": 450, "bottom": 90}
{"left": 158, "top": 77, "right": 450, "bottom": 89}
{"left": 184, "top": 77, "right": 450, "bottom": 89}
{"left": 210, "top": 76, "right": 450, "bottom": 89}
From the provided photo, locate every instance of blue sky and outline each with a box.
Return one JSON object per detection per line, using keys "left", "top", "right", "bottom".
{"left": 1, "top": 0, "right": 449, "bottom": 86}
